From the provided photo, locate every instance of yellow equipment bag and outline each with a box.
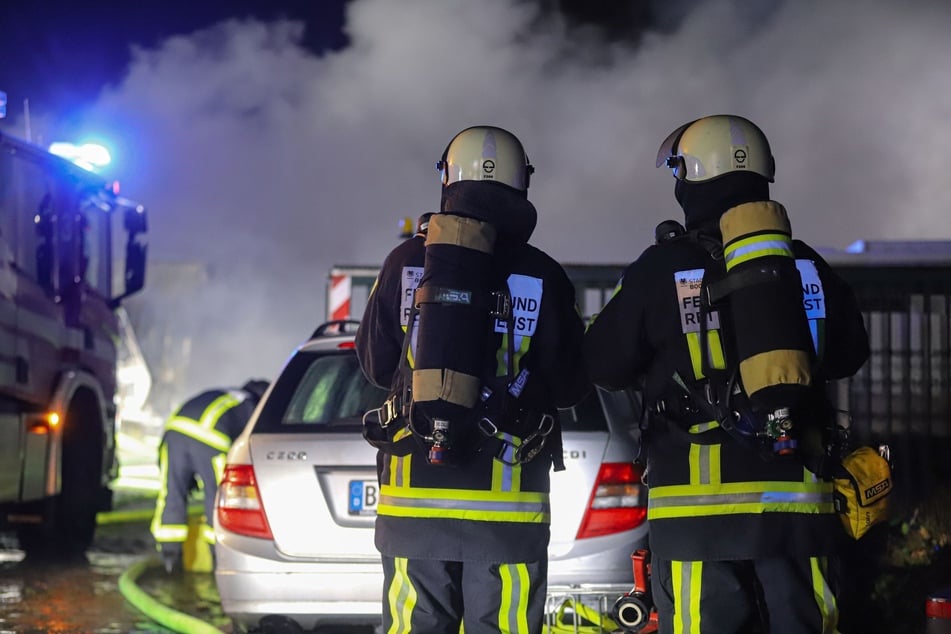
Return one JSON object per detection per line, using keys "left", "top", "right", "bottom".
{"left": 834, "top": 445, "right": 892, "bottom": 540}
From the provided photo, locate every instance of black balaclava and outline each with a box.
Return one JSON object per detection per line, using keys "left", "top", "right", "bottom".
{"left": 439, "top": 180, "right": 537, "bottom": 245}
{"left": 675, "top": 171, "right": 771, "bottom": 233}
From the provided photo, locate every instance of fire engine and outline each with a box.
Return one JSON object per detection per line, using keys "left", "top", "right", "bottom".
{"left": 0, "top": 131, "right": 148, "bottom": 555}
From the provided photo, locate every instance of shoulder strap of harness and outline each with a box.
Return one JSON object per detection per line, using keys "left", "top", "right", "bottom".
{"left": 654, "top": 225, "right": 774, "bottom": 457}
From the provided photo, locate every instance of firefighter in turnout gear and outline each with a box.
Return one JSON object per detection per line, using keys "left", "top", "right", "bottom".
{"left": 584, "top": 115, "right": 869, "bottom": 633}
{"left": 151, "top": 379, "right": 269, "bottom": 573}
{"left": 356, "top": 125, "right": 589, "bottom": 633}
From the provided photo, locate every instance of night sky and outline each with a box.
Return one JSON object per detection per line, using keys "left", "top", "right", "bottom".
{"left": 0, "top": 1, "right": 350, "bottom": 120}
{"left": 1, "top": 0, "right": 949, "bottom": 408}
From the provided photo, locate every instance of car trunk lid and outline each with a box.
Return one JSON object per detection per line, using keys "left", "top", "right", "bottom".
{"left": 249, "top": 430, "right": 380, "bottom": 560}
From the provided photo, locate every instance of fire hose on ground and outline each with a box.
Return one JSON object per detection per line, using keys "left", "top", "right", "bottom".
{"left": 118, "top": 556, "right": 225, "bottom": 634}
{"left": 99, "top": 504, "right": 225, "bottom": 634}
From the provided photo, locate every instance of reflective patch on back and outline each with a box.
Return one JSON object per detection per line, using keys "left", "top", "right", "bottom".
{"left": 675, "top": 268, "right": 720, "bottom": 334}
{"left": 494, "top": 274, "right": 543, "bottom": 337}
{"left": 796, "top": 260, "right": 826, "bottom": 319}
{"left": 400, "top": 266, "right": 424, "bottom": 326}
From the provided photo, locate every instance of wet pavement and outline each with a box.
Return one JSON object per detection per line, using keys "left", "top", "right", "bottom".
{"left": 0, "top": 492, "right": 380, "bottom": 633}
{"left": 0, "top": 510, "right": 232, "bottom": 634}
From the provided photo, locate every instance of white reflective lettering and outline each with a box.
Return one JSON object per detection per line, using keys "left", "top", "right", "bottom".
{"left": 494, "top": 274, "right": 543, "bottom": 337}
{"left": 400, "top": 266, "right": 424, "bottom": 326}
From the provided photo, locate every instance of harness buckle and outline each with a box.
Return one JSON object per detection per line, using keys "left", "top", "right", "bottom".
{"left": 479, "top": 417, "right": 520, "bottom": 466}
{"left": 489, "top": 291, "right": 512, "bottom": 320}
{"left": 381, "top": 394, "right": 403, "bottom": 427}
{"left": 363, "top": 392, "right": 403, "bottom": 430}
{"left": 513, "top": 413, "right": 555, "bottom": 465}
{"left": 478, "top": 417, "right": 499, "bottom": 437}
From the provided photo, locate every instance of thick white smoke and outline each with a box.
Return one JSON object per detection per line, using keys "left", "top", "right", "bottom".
{"left": 78, "top": 0, "right": 951, "bottom": 407}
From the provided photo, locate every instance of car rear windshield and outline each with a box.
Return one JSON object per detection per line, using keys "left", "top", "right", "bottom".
{"left": 255, "top": 350, "right": 388, "bottom": 432}
{"left": 254, "top": 348, "right": 607, "bottom": 433}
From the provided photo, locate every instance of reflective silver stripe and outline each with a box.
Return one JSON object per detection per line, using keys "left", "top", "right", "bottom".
{"left": 673, "top": 561, "right": 701, "bottom": 634}
{"left": 386, "top": 557, "right": 416, "bottom": 633}
{"left": 688, "top": 421, "right": 719, "bottom": 433}
{"left": 151, "top": 443, "right": 189, "bottom": 542}
{"left": 725, "top": 239, "right": 792, "bottom": 261}
{"left": 649, "top": 490, "right": 832, "bottom": 508}
{"left": 379, "top": 495, "right": 548, "bottom": 514}
{"left": 152, "top": 525, "right": 188, "bottom": 541}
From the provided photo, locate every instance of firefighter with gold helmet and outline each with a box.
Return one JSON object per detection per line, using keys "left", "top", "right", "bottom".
{"left": 356, "top": 125, "right": 589, "bottom": 633}
{"left": 584, "top": 115, "right": 869, "bottom": 633}
{"left": 151, "top": 379, "right": 269, "bottom": 573}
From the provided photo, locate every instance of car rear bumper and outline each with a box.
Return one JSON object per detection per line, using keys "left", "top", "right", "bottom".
{"left": 215, "top": 524, "right": 648, "bottom": 629}
{"left": 216, "top": 565, "right": 384, "bottom": 629}
{"left": 216, "top": 533, "right": 384, "bottom": 629}
{"left": 548, "top": 526, "right": 649, "bottom": 586}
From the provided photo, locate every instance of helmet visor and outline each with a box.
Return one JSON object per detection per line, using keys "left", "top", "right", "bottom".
{"left": 655, "top": 120, "right": 696, "bottom": 169}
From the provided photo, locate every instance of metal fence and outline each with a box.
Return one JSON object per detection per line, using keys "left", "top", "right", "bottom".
{"left": 835, "top": 263, "right": 951, "bottom": 508}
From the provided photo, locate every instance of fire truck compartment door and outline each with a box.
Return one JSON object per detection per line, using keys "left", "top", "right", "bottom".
{"left": 0, "top": 413, "right": 22, "bottom": 502}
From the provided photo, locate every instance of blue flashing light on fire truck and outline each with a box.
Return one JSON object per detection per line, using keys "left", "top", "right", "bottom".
{"left": 0, "top": 130, "right": 148, "bottom": 556}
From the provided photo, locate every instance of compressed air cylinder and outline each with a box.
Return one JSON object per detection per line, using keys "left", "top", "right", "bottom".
{"left": 411, "top": 213, "right": 497, "bottom": 457}
{"left": 719, "top": 201, "right": 815, "bottom": 416}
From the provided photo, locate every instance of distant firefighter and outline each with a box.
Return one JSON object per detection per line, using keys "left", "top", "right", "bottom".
{"left": 151, "top": 379, "right": 269, "bottom": 573}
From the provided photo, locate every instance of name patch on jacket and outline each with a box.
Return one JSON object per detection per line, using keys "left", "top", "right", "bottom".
{"left": 400, "top": 266, "right": 423, "bottom": 326}
{"left": 494, "top": 274, "right": 543, "bottom": 337}
{"left": 675, "top": 268, "right": 720, "bottom": 333}
{"left": 796, "top": 260, "right": 825, "bottom": 318}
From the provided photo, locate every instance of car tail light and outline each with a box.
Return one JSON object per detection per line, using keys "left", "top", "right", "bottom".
{"left": 576, "top": 462, "right": 648, "bottom": 540}
{"left": 217, "top": 464, "right": 273, "bottom": 539}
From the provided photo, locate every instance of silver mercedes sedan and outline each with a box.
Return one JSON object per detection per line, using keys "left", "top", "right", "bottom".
{"left": 214, "top": 321, "right": 648, "bottom": 633}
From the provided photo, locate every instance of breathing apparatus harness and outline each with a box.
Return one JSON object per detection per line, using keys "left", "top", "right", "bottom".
{"left": 363, "top": 279, "right": 559, "bottom": 469}
{"left": 649, "top": 219, "right": 840, "bottom": 474}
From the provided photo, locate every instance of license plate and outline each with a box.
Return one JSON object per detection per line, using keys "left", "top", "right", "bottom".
{"left": 348, "top": 479, "right": 379, "bottom": 516}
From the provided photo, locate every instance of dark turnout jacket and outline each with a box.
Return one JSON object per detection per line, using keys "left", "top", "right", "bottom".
{"left": 584, "top": 209, "right": 869, "bottom": 561}
{"left": 356, "top": 181, "right": 589, "bottom": 563}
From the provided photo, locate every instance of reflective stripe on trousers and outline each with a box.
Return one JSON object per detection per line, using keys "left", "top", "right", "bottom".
{"left": 654, "top": 556, "right": 839, "bottom": 634}
{"left": 151, "top": 442, "right": 188, "bottom": 543}
{"left": 382, "top": 556, "right": 546, "bottom": 634}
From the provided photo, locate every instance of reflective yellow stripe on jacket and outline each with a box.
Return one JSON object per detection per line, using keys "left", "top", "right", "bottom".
{"left": 723, "top": 232, "right": 794, "bottom": 271}
{"left": 377, "top": 485, "right": 550, "bottom": 524}
{"left": 648, "top": 474, "right": 834, "bottom": 520}
{"left": 164, "top": 392, "right": 243, "bottom": 452}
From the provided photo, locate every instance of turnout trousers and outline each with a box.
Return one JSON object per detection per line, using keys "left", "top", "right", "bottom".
{"left": 651, "top": 555, "right": 839, "bottom": 634}
{"left": 152, "top": 430, "right": 225, "bottom": 554}
{"left": 381, "top": 555, "right": 547, "bottom": 634}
